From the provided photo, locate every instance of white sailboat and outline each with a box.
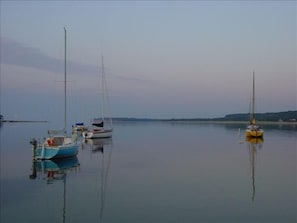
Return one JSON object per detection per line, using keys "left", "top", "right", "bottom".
{"left": 32, "top": 27, "right": 79, "bottom": 159}
{"left": 83, "top": 56, "right": 113, "bottom": 139}
{"left": 245, "top": 71, "right": 264, "bottom": 138}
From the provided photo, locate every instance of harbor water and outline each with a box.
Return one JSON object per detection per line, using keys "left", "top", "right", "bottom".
{"left": 0, "top": 121, "right": 296, "bottom": 223}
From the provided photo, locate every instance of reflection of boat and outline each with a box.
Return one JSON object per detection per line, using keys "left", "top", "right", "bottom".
{"left": 83, "top": 57, "right": 113, "bottom": 139}
{"left": 81, "top": 137, "right": 112, "bottom": 222}
{"left": 97, "top": 139, "right": 112, "bottom": 222}
{"left": 246, "top": 137, "right": 263, "bottom": 202}
{"left": 33, "top": 28, "right": 79, "bottom": 159}
{"left": 30, "top": 156, "right": 80, "bottom": 182}
{"left": 0, "top": 115, "right": 3, "bottom": 127}
{"left": 83, "top": 138, "right": 112, "bottom": 153}
{"left": 246, "top": 72, "right": 264, "bottom": 138}
{"left": 0, "top": 115, "right": 4, "bottom": 127}
{"left": 29, "top": 156, "right": 80, "bottom": 223}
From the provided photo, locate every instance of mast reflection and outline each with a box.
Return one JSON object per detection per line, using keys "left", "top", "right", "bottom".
{"left": 29, "top": 157, "right": 80, "bottom": 223}
{"left": 246, "top": 137, "right": 263, "bottom": 202}
{"left": 82, "top": 138, "right": 113, "bottom": 222}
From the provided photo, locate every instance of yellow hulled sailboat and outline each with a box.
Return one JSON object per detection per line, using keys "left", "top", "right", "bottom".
{"left": 246, "top": 72, "right": 264, "bottom": 138}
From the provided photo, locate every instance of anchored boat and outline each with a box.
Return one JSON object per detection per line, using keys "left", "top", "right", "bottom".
{"left": 83, "top": 56, "right": 113, "bottom": 139}
{"left": 245, "top": 71, "right": 264, "bottom": 138}
{"left": 32, "top": 28, "right": 79, "bottom": 159}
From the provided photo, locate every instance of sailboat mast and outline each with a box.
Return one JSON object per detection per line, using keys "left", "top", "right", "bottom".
{"left": 250, "top": 71, "right": 255, "bottom": 123}
{"left": 251, "top": 71, "right": 255, "bottom": 121}
{"left": 101, "top": 56, "right": 105, "bottom": 123}
{"left": 64, "top": 27, "right": 67, "bottom": 133}
{"left": 100, "top": 55, "right": 113, "bottom": 129}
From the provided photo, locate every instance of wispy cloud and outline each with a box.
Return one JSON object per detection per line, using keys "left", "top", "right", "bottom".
{"left": 0, "top": 37, "right": 153, "bottom": 83}
{"left": 0, "top": 37, "right": 97, "bottom": 75}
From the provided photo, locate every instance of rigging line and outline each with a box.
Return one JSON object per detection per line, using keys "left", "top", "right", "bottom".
{"left": 64, "top": 27, "right": 67, "bottom": 133}
{"left": 104, "top": 70, "right": 113, "bottom": 127}
{"left": 100, "top": 56, "right": 104, "bottom": 122}
{"left": 101, "top": 56, "right": 113, "bottom": 127}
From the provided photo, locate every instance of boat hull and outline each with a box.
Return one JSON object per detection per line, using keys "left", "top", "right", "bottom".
{"left": 35, "top": 144, "right": 78, "bottom": 160}
{"left": 82, "top": 129, "right": 113, "bottom": 139}
{"left": 245, "top": 129, "right": 264, "bottom": 138}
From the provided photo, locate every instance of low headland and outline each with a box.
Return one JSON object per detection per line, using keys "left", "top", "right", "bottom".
{"left": 0, "top": 115, "right": 47, "bottom": 123}
{"left": 1, "top": 111, "right": 296, "bottom": 125}
{"left": 113, "top": 110, "right": 297, "bottom": 125}
{"left": 1, "top": 120, "right": 48, "bottom": 123}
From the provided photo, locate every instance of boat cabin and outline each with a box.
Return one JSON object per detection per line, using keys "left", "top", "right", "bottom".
{"left": 46, "top": 137, "right": 64, "bottom": 147}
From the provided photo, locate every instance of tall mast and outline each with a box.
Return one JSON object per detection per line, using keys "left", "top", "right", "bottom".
{"left": 101, "top": 56, "right": 105, "bottom": 123}
{"left": 100, "top": 55, "right": 113, "bottom": 128}
{"left": 251, "top": 71, "right": 255, "bottom": 122}
{"left": 64, "top": 27, "right": 67, "bottom": 133}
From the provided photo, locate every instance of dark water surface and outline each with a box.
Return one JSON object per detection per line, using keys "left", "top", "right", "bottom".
{"left": 0, "top": 122, "right": 296, "bottom": 223}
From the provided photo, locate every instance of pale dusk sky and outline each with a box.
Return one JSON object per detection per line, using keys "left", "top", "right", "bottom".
{"left": 0, "top": 1, "right": 296, "bottom": 124}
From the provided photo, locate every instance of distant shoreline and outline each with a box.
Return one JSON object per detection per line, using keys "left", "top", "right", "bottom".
{"left": 1, "top": 110, "right": 296, "bottom": 125}
{"left": 112, "top": 118, "right": 297, "bottom": 125}
{"left": 112, "top": 110, "right": 297, "bottom": 124}
{"left": 2, "top": 120, "right": 48, "bottom": 123}
{"left": 161, "top": 120, "right": 297, "bottom": 125}
{"left": 1, "top": 119, "right": 296, "bottom": 126}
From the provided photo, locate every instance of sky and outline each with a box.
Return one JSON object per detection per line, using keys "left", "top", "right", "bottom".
{"left": 0, "top": 1, "right": 296, "bottom": 124}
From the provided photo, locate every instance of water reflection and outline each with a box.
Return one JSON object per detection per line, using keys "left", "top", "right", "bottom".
{"left": 82, "top": 138, "right": 113, "bottom": 222}
{"left": 1, "top": 122, "right": 295, "bottom": 222}
{"left": 30, "top": 156, "right": 80, "bottom": 183}
{"left": 246, "top": 137, "right": 263, "bottom": 202}
{"left": 82, "top": 138, "right": 113, "bottom": 153}
{"left": 29, "top": 157, "right": 80, "bottom": 223}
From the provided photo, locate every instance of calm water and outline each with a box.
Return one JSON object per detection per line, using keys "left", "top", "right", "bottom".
{"left": 0, "top": 121, "right": 296, "bottom": 223}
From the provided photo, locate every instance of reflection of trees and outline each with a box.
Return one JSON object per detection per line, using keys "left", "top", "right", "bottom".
{"left": 246, "top": 137, "right": 263, "bottom": 202}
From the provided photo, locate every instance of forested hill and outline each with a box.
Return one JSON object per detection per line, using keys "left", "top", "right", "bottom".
{"left": 113, "top": 111, "right": 297, "bottom": 122}
{"left": 215, "top": 110, "right": 297, "bottom": 122}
